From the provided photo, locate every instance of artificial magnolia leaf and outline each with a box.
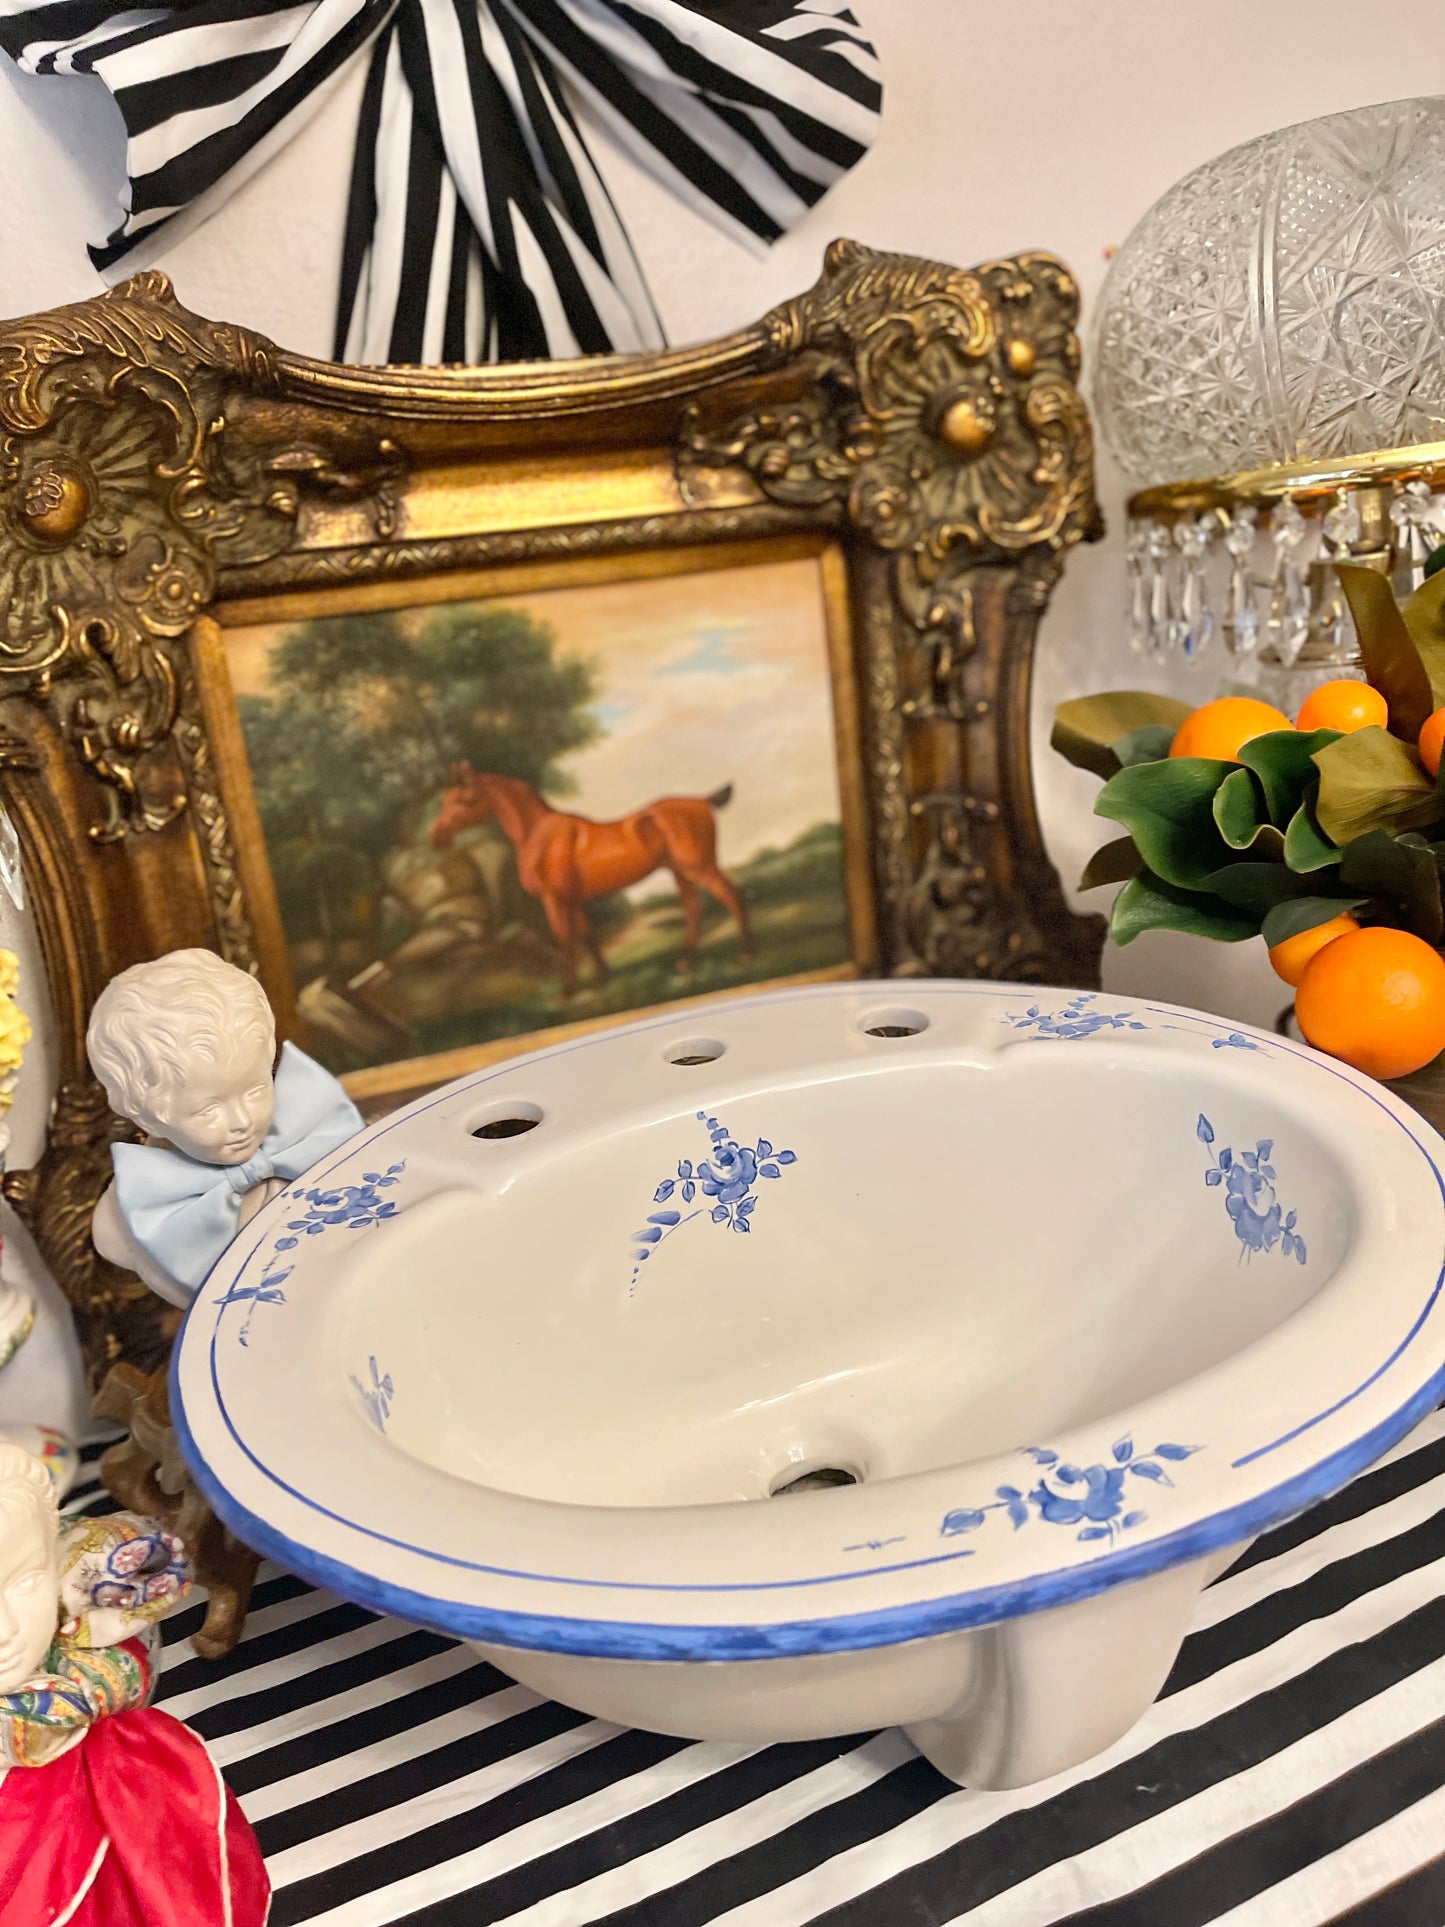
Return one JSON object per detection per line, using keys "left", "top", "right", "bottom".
{"left": 1095, "top": 757, "right": 1235, "bottom": 889}
{"left": 1112, "top": 723, "right": 1179, "bottom": 768}
{"left": 1212, "top": 767, "right": 1269, "bottom": 849}
{"left": 1402, "top": 567, "right": 1445, "bottom": 707}
{"left": 1337, "top": 827, "right": 1445, "bottom": 944}
{"left": 1282, "top": 800, "right": 1342, "bottom": 872}
{"left": 1312, "top": 726, "right": 1443, "bottom": 844}
{"left": 1052, "top": 691, "right": 1193, "bottom": 779}
{"left": 1204, "top": 861, "right": 1316, "bottom": 913}
{"left": 1110, "top": 870, "right": 1261, "bottom": 946}
{"left": 1235, "top": 728, "right": 1342, "bottom": 824}
{"left": 1079, "top": 836, "right": 1143, "bottom": 890}
{"left": 1261, "top": 895, "right": 1367, "bottom": 947}
{"left": 1335, "top": 564, "right": 1434, "bottom": 738}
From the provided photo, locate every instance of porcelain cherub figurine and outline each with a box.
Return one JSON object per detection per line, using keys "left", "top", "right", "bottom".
{"left": 0, "top": 948, "right": 78, "bottom": 1496}
{"left": 88, "top": 948, "right": 363, "bottom": 1306}
{"left": 0, "top": 1443, "right": 269, "bottom": 1922}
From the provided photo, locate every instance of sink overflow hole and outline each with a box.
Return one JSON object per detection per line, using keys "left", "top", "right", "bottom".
{"left": 770, "top": 1465, "right": 859, "bottom": 1497}
{"left": 472, "top": 1116, "right": 540, "bottom": 1140}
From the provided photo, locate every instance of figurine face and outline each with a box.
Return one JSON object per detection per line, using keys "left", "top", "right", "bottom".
{"left": 0, "top": 1490, "right": 58, "bottom": 1691}
{"left": 142, "top": 1030, "right": 276, "bottom": 1165}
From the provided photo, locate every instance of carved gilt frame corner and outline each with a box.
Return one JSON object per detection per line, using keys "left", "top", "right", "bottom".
{"left": 0, "top": 238, "right": 1104, "bottom": 1392}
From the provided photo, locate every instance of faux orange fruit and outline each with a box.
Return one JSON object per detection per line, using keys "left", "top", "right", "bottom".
{"left": 1295, "top": 926, "right": 1445, "bottom": 1080}
{"left": 1267, "top": 911, "right": 1360, "bottom": 988}
{"left": 1419, "top": 706, "right": 1445, "bottom": 778}
{"left": 1294, "top": 679, "right": 1388, "bottom": 734}
{"left": 1168, "top": 696, "right": 1292, "bottom": 763}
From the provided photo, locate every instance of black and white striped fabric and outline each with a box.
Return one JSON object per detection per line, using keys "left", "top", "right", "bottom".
{"left": 62, "top": 1411, "right": 1445, "bottom": 1924}
{"left": 0, "top": 0, "right": 880, "bottom": 363}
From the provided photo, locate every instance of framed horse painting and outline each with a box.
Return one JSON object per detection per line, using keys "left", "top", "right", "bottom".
{"left": 0, "top": 241, "right": 1104, "bottom": 1395}
{"left": 203, "top": 534, "right": 875, "bottom": 1100}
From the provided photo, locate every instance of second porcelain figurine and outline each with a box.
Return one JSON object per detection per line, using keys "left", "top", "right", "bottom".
{"left": 0, "top": 1441, "right": 270, "bottom": 1923}
{"left": 88, "top": 949, "right": 363, "bottom": 1306}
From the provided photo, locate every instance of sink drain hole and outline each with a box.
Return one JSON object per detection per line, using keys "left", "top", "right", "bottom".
{"left": 770, "top": 1464, "right": 859, "bottom": 1497}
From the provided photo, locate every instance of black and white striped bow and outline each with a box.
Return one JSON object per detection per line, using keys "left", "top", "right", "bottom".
{"left": 0, "top": 0, "right": 880, "bottom": 364}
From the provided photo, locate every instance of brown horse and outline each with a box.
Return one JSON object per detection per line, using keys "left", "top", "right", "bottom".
{"left": 430, "top": 765, "right": 753, "bottom": 997}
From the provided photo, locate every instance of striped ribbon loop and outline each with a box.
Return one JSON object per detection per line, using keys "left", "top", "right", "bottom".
{"left": 0, "top": 0, "right": 881, "bottom": 364}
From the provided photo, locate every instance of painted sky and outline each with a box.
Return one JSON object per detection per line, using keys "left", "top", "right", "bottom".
{"left": 227, "top": 555, "right": 844, "bottom": 887}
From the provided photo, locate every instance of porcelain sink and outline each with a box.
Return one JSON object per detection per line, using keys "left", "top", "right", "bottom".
{"left": 173, "top": 982, "right": 1445, "bottom": 1787}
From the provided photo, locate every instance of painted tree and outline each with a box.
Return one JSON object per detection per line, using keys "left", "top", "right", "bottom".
{"left": 239, "top": 604, "right": 597, "bottom": 966}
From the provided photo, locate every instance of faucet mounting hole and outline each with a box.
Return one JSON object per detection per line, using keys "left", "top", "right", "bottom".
{"left": 665, "top": 1036, "right": 726, "bottom": 1066}
{"left": 473, "top": 1116, "right": 539, "bottom": 1139}
{"left": 858, "top": 1005, "right": 930, "bottom": 1040}
{"left": 770, "top": 1464, "right": 859, "bottom": 1497}
{"left": 467, "top": 1098, "right": 545, "bottom": 1140}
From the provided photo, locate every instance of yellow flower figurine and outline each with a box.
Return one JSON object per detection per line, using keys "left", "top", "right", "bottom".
{"left": 0, "top": 950, "right": 31, "bottom": 1122}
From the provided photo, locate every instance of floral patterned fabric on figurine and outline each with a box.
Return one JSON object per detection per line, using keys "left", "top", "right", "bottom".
{"left": 0, "top": 1509, "right": 269, "bottom": 1925}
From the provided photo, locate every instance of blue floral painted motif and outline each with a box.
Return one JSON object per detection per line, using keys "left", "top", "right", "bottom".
{"left": 352, "top": 1355, "right": 394, "bottom": 1432}
{"left": 1198, "top": 1115, "right": 1306, "bottom": 1263}
{"left": 1212, "top": 1032, "right": 1261, "bottom": 1051}
{"left": 632, "top": 1113, "right": 797, "bottom": 1286}
{"left": 272, "top": 1164, "right": 405, "bottom": 1251}
{"left": 1006, "top": 992, "right": 1148, "bottom": 1040}
{"left": 939, "top": 1436, "right": 1200, "bottom": 1546}
{"left": 217, "top": 1161, "right": 407, "bottom": 1346}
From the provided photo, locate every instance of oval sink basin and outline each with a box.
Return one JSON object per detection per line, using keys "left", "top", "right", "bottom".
{"left": 173, "top": 981, "right": 1445, "bottom": 1788}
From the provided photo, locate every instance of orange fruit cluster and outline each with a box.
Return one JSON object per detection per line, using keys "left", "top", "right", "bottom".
{"left": 1162, "top": 685, "right": 1445, "bottom": 1081}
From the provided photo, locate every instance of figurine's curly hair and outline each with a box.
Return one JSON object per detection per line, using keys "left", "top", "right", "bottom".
{"left": 87, "top": 949, "right": 275, "bottom": 1116}
{"left": 0, "top": 1440, "right": 58, "bottom": 1547}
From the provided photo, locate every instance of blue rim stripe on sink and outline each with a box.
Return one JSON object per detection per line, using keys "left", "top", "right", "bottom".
{"left": 170, "top": 982, "right": 1445, "bottom": 1661}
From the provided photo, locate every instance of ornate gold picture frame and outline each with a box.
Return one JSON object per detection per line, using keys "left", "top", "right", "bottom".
{"left": 0, "top": 238, "right": 1104, "bottom": 1400}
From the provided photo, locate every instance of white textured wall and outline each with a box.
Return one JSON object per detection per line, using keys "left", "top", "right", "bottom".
{"left": 0, "top": 2, "right": 1437, "bottom": 1425}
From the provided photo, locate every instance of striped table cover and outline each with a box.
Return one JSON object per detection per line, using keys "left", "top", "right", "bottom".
{"left": 64, "top": 1412, "right": 1445, "bottom": 1926}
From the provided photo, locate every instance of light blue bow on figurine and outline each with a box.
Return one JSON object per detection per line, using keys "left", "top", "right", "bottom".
{"left": 111, "top": 1044, "right": 363, "bottom": 1295}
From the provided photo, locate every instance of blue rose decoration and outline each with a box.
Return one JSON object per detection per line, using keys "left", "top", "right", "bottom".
{"left": 1029, "top": 1461, "right": 1127, "bottom": 1526}
{"left": 698, "top": 1141, "right": 758, "bottom": 1204}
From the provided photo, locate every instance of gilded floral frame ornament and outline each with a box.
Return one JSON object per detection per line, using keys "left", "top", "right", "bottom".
{"left": 0, "top": 237, "right": 1103, "bottom": 1405}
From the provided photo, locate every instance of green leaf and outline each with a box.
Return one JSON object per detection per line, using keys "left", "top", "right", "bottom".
{"left": 1212, "top": 768, "right": 1269, "bottom": 849}
{"left": 1236, "top": 728, "right": 1342, "bottom": 824}
{"left": 1425, "top": 543, "right": 1445, "bottom": 582}
{"left": 1051, "top": 691, "right": 1194, "bottom": 779}
{"left": 1283, "top": 801, "right": 1342, "bottom": 872}
{"left": 1095, "top": 757, "right": 1234, "bottom": 889}
{"left": 1402, "top": 567, "right": 1445, "bottom": 707}
{"left": 1110, "top": 870, "right": 1261, "bottom": 946}
{"left": 1079, "top": 836, "right": 1143, "bottom": 890}
{"left": 1313, "top": 725, "right": 1443, "bottom": 843}
{"left": 1336, "top": 564, "right": 1434, "bottom": 737}
{"left": 1337, "top": 827, "right": 1445, "bottom": 943}
{"left": 1261, "top": 896, "right": 1365, "bottom": 947}
{"left": 1205, "top": 861, "right": 1317, "bottom": 913}
{"left": 1112, "top": 723, "right": 1178, "bottom": 768}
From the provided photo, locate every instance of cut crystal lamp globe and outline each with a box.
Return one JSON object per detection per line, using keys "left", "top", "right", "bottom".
{"left": 1092, "top": 97, "right": 1445, "bottom": 489}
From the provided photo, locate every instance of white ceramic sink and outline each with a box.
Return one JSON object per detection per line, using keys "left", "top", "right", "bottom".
{"left": 173, "top": 982, "right": 1445, "bottom": 1787}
